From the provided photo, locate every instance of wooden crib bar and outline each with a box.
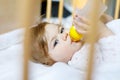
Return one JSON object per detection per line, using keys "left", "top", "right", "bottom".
{"left": 18, "top": 0, "right": 38, "bottom": 80}
{"left": 58, "top": 0, "right": 64, "bottom": 23}
{"left": 114, "top": 0, "right": 120, "bottom": 19}
{"left": 46, "top": 0, "right": 52, "bottom": 21}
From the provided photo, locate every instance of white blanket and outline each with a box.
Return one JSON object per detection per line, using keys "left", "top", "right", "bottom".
{"left": 0, "top": 19, "right": 120, "bottom": 80}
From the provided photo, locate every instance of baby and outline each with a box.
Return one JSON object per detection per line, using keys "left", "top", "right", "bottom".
{"left": 30, "top": 12, "right": 116, "bottom": 65}
{"left": 30, "top": 0, "right": 120, "bottom": 70}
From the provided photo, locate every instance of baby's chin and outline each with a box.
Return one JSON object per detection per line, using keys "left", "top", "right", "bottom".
{"left": 71, "top": 41, "right": 83, "bottom": 51}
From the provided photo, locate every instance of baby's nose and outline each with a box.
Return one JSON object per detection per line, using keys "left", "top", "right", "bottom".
{"left": 61, "top": 32, "right": 68, "bottom": 41}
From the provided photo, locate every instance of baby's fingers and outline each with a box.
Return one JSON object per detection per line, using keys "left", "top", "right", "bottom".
{"left": 74, "top": 14, "right": 90, "bottom": 25}
{"left": 73, "top": 19, "right": 89, "bottom": 31}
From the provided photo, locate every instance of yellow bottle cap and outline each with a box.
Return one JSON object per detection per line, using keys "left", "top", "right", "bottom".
{"left": 69, "top": 25, "right": 83, "bottom": 42}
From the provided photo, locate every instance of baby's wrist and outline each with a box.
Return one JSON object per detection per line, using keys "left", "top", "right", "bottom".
{"left": 98, "top": 26, "right": 114, "bottom": 39}
{"left": 97, "top": 21, "right": 114, "bottom": 40}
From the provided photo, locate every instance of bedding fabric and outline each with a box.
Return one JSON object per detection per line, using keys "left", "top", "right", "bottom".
{"left": 0, "top": 19, "right": 120, "bottom": 80}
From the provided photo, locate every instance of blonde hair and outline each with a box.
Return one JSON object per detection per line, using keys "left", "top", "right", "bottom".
{"left": 30, "top": 22, "right": 55, "bottom": 65}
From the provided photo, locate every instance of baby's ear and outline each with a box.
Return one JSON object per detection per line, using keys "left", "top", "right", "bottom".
{"left": 43, "top": 57, "right": 55, "bottom": 66}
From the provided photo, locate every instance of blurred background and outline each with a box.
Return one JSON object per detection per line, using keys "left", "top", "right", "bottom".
{"left": 0, "top": 0, "right": 120, "bottom": 34}
{"left": 41, "top": 0, "right": 119, "bottom": 18}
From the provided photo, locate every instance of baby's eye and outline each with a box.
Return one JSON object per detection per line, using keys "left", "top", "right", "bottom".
{"left": 54, "top": 39, "right": 58, "bottom": 47}
{"left": 60, "top": 27, "right": 64, "bottom": 33}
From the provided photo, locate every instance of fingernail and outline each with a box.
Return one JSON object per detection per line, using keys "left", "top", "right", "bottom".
{"left": 75, "top": 15, "right": 78, "bottom": 17}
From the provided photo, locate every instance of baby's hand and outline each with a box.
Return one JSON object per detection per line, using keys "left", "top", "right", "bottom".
{"left": 73, "top": 14, "right": 90, "bottom": 35}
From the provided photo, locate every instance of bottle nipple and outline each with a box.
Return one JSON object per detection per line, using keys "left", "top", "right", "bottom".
{"left": 69, "top": 25, "right": 83, "bottom": 42}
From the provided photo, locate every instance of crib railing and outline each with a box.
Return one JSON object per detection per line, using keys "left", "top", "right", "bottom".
{"left": 45, "top": 0, "right": 120, "bottom": 22}
{"left": 17, "top": 0, "right": 120, "bottom": 80}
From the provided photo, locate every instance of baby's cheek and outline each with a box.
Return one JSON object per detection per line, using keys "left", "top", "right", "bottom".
{"left": 59, "top": 46, "right": 74, "bottom": 60}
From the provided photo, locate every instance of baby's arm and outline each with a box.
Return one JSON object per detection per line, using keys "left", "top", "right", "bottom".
{"left": 97, "top": 20, "right": 114, "bottom": 39}
{"left": 100, "top": 13, "right": 113, "bottom": 24}
{"left": 69, "top": 19, "right": 120, "bottom": 70}
{"left": 73, "top": 14, "right": 114, "bottom": 40}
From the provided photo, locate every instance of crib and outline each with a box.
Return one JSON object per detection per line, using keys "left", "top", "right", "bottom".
{"left": 0, "top": 0, "right": 120, "bottom": 80}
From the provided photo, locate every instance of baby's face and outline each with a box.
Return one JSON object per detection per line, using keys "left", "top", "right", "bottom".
{"left": 45, "top": 23, "right": 82, "bottom": 63}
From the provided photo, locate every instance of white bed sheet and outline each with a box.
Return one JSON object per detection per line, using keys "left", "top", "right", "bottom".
{"left": 0, "top": 18, "right": 120, "bottom": 80}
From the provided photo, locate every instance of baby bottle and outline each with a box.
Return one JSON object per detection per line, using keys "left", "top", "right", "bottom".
{"left": 69, "top": 25, "right": 83, "bottom": 42}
